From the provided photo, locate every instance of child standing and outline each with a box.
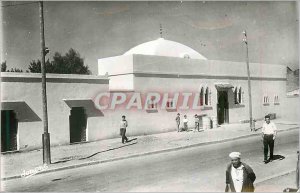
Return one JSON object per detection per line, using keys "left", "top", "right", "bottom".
{"left": 194, "top": 114, "right": 200, "bottom": 132}
{"left": 183, "top": 115, "right": 188, "bottom": 131}
{"left": 175, "top": 113, "right": 181, "bottom": 132}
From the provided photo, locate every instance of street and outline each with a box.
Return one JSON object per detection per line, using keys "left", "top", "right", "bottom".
{"left": 2, "top": 129, "right": 298, "bottom": 192}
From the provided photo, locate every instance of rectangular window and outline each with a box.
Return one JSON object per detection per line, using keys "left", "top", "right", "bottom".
{"left": 147, "top": 100, "right": 157, "bottom": 110}
{"left": 263, "top": 96, "right": 269, "bottom": 105}
{"left": 274, "top": 95, "right": 280, "bottom": 105}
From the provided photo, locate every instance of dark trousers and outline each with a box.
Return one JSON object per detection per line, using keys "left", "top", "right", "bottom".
{"left": 195, "top": 123, "right": 200, "bottom": 131}
{"left": 263, "top": 134, "right": 274, "bottom": 160}
{"left": 120, "top": 128, "right": 128, "bottom": 143}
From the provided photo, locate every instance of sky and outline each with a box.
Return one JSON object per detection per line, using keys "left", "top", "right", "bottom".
{"left": 1, "top": 1, "right": 299, "bottom": 74}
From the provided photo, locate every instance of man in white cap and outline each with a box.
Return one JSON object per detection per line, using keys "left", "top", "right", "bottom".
{"left": 225, "top": 152, "right": 256, "bottom": 192}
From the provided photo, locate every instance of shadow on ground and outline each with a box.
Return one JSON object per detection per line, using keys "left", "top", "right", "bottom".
{"left": 272, "top": 154, "right": 285, "bottom": 161}
{"left": 52, "top": 138, "right": 138, "bottom": 164}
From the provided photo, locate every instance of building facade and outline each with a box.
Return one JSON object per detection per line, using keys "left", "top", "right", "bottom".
{"left": 1, "top": 38, "right": 289, "bottom": 152}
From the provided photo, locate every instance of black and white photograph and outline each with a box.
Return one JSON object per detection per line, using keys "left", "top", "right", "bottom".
{"left": 0, "top": 1, "right": 299, "bottom": 192}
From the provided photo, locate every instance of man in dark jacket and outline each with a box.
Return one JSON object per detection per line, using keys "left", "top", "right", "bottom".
{"left": 225, "top": 152, "right": 256, "bottom": 192}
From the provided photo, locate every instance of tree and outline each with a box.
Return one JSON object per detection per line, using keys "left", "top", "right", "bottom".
{"left": 28, "top": 48, "right": 91, "bottom": 74}
{"left": 10, "top": 68, "right": 23, "bottom": 72}
{"left": 1, "top": 61, "right": 7, "bottom": 72}
{"left": 28, "top": 59, "right": 52, "bottom": 73}
{"left": 1, "top": 61, "right": 23, "bottom": 72}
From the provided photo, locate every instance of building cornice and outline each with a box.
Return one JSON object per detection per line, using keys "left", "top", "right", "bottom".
{"left": 0, "top": 72, "right": 109, "bottom": 84}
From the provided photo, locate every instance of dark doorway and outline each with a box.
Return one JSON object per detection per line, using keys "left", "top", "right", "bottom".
{"left": 1, "top": 110, "right": 18, "bottom": 152}
{"left": 69, "top": 107, "right": 87, "bottom": 143}
{"left": 217, "top": 91, "right": 229, "bottom": 125}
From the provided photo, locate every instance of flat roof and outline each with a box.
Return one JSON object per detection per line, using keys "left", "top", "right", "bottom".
{"left": 1, "top": 72, "right": 109, "bottom": 84}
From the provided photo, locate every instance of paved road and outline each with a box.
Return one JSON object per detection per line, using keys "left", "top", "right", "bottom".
{"left": 2, "top": 129, "right": 299, "bottom": 192}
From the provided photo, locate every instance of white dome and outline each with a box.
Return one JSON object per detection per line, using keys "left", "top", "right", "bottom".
{"left": 124, "top": 38, "right": 207, "bottom": 60}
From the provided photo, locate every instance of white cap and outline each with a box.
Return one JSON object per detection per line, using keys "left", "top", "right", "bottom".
{"left": 229, "top": 152, "right": 241, "bottom": 159}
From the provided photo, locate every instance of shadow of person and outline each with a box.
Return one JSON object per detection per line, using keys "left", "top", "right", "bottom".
{"left": 272, "top": 154, "right": 285, "bottom": 161}
{"left": 126, "top": 138, "right": 137, "bottom": 143}
{"left": 253, "top": 127, "right": 261, "bottom": 132}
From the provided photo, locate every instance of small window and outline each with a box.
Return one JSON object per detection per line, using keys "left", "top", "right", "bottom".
{"left": 147, "top": 98, "right": 157, "bottom": 110}
{"left": 202, "top": 87, "right": 211, "bottom": 106}
{"left": 166, "top": 99, "right": 176, "bottom": 109}
{"left": 205, "top": 87, "right": 209, "bottom": 105}
{"left": 238, "top": 87, "right": 242, "bottom": 104}
{"left": 263, "top": 95, "right": 269, "bottom": 105}
{"left": 199, "top": 87, "right": 204, "bottom": 106}
{"left": 234, "top": 87, "right": 238, "bottom": 104}
{"left": 274, "top": 95, "right": 280, "bottom": 104}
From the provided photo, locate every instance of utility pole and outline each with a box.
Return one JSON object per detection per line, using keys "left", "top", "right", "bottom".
{"left": 297, "top": 151, "right": 299, "bottom": 189}
{"left": 243, "top": 30, "right": 254, "bottom": 132}
{"left": 39, "top": 1, "right": 51, "bottom": 164}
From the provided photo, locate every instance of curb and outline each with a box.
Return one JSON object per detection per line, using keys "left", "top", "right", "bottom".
{"left": 254, "top": 169, "right": 296, "bottom": 185}
{"left": 2, "top": 126, "right": 299, "bottom": 181}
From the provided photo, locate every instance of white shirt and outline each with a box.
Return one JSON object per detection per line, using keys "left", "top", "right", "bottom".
{"left": 183, "top": 118, "right": 188, "bottom": 123}
{"left": 262, "top": 122, "right": 277, "bottom": 135}
{"left": 120, "top": 120, "right": 127, "bottom": 129}
{"left": 231, "top": 165, "right": 244, "bottom": 192}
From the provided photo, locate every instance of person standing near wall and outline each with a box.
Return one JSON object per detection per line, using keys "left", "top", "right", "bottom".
{"left": 183, "top": 115, "right": 188, "bottom": 131}
{"left": 176, "top": 113, "right": 181, "bottom": 132}
{"left": 262, "top": 115, "right": 277, "bottom": 163}
{"left": 194, "top": 114, "right": 200, "bottom": 132}
{"left": 120, "top": 115, "right": 129, "bottom": 144}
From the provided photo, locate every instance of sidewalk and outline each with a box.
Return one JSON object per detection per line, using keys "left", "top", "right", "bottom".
{"left": 1, "top": 119, "right": 299, "bottom": 181}
{"left": 255, "top": 171, "right": 298, "bottom": 192}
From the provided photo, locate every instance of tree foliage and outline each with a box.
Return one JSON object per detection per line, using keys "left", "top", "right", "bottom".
{"left": 1, "top": 61, "right": 23, "bottom": 72}
{"left": 10, "top": 68, "right": 23, "bottom": 72}
{"left": 28, "top": 48, "right": 91, "bottom": 74}
{"left": 1, "top": 61, "right": 7, "bottom": 72}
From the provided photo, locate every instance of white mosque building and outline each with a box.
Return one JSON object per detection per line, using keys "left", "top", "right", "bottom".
{"left": 98, "top": 37, "right": 286, "bottom": 124}
{"left": 1, "top": 38, "right": 288, "bottom": 152}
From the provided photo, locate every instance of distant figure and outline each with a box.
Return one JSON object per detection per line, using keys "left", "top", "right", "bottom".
{"left": 175, "top": 113, "right": 181, "bottom": 132}
{"left": 198, "top": 115, "right": 203, "bottom": 131}
{"left": 194, "top": 114, "right": 199, "bottom": 132}
{"left": 183, "top": 115, "right": 188, "bottom": 131}
{"left": 225, "top": 152, "right": 256, "bottom": 192}
{"left": 262, "top": 115, "right": 277, "bottom": 163}
{"left": 120, "top": 115, "right": 128, "bottom": 144}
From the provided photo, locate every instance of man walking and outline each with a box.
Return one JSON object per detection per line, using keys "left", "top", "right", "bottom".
{"left": 175, "top": 113, "right": 181, "bottom": 132}
{"left": 262, "top": 115, "right": 277, "bottom": 163}
{"left": 120, "top": 115, "right": 128, "bottom": 144}
{"left": 225, "top": 152, "right": 256, "bottom": 192}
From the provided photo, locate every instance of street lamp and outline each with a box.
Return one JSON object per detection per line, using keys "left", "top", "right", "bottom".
{"left": 39, "top": 1, "right": 51, "bottom": 164}
{"left": 242, "top": 30, "right": 254, "bottom": 132}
